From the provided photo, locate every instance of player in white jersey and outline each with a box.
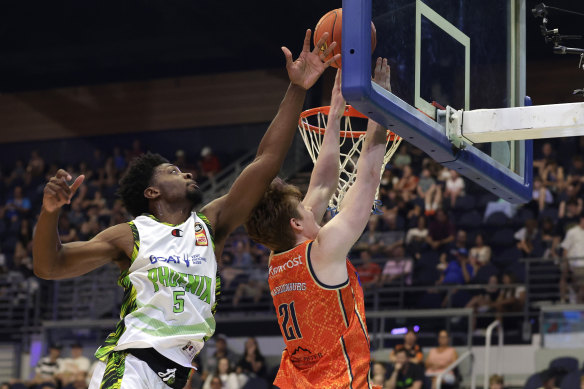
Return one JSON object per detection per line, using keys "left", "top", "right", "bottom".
{"left": 32, "top": 30, "right": 340, "bottom": 389}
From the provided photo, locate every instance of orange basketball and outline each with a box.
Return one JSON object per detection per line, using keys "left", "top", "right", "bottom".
{"left": 313, "top": 8, "right": 377, "bottom": 69}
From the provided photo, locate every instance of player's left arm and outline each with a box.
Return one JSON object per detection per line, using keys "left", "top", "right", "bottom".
{"left": 302, "top": 69, "right": 344, "bottom": 223}
{"left": 201, "top": 30, "right": 340, "bottom": 247}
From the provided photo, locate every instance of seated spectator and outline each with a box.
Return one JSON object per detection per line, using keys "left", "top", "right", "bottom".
{"left": 469, "top": 233, "right": 491, "bottom": 267}
{"left": 356, "top": 250, "right": 382, "bottom": 289}
{"left": 488, "top": 374, "right": 504, "bottom": 389}
{"left": 405, "top": 216, "right": 428, "bottom": 260}
{"left": 514, "top": 219, "right": 539, "bottom": 257}
{"left": 443, "top": 170, "right": 465, "bottom": 208}
{"left": 439, "top": 229, "right": 468, "bottom": 270}
{"left": 532, "top": 176, "right": 554, "bottom": 213}
{"left": 206, "top": 335, "right": 240, "bottom": 374}
{"left": 382, "top": 253, "right": 413, "bottom": 286}
{"left": 209, "top": 376, "right": 223, "bottom": 389}
{"left": 199, "top": 146, "right": 221, "bottom": 179}
{"left": 389, "top": 327, "right": 423, "bottom": 365}
{"left": 232, "top": 239, "right": 253, "bottom": 268}
{"left": 438, "top": 248, "right": 473, "bottom": 285}
{"left": 560, "top": 214, "right": 584, "bottom": 303}
{"left": 203, "top": 356, "right": 247, "bottom": 389}
{"left": 426, "top": 210, "right": 456, "bottom": 255}
{"left": 566, "top": 155, "right": 584, "bottom": 186}
{"left": 540, "top": 217, "right": 561, "bottom": 260}
{"left": 393, "top": 145, "right": 412, "bottom": 169}
{"left": 493, "top": 272, "right": 526, "bottom": 321}
{"left": 417, "top": 168, "right": 441, "bottom": 215}
{"left": 541, "top": 159, "right": 565, "bottom": 194}
{"left": 395, "top": 165, "right": 419, "bottom": 202}
{"left": 559, "top": 198, "right": 582, "bottom": 235}
{"left": 371, "top": 361, "right": 389, "bottom": 388}
{"left": 533, "top": 141, "right": 555, "bottom": 174}
{"left": 57, "top": 343, "right": 90, "bottom": 388}
{"left": 425, "top": 330, "right": 458, "bottom": 389}
{"left": 5, "top": 186, "right": 31, "bottom": 219}
{"left": 232, "top": 253, "right": 269, "bottom": 306}
{"left": 32, "top": 344, "right": 63, "bottom": 387}
{"left": 236, "top": 338, "right": 266, "bottom": 379}
{"left": 387, "top": 349, "right": 423, "bottom": 389}
{"left": 466, "top": 275, "right": 500, "bottom": 330}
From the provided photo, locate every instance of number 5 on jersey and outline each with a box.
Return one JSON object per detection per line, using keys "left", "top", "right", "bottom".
{"left": 278, "top": 302, "right": 302, "bottom": 341}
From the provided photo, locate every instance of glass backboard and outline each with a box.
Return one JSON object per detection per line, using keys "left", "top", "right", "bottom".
{"left": 341, "top": 0, "right": 532, "bottom": 203}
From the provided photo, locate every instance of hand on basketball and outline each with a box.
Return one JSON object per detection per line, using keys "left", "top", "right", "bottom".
{"left": 281, "top": 29, "right": 340, "bottom": 90}
{"left": 372, "top": 57, "right": 391, "bottom": 92}
{"left": 329, "top": 69, "right": 346, "bottom": 121}
{"left": 42, "top": 169, "right": 85, "bottom": 213}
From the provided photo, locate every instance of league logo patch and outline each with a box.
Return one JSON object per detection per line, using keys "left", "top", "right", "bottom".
{"left": 194, "top": 223, "right": 208, "bottom": 246}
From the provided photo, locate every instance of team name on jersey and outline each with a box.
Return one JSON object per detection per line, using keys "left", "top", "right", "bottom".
{"left": 271, "top": 282, "right": 306, "bottom": 296}
{"left": 147, "top": 265, "right": 213, "bottom": 304}
{"left": 149, "top": 253, "right": 207, "bottom": 267}
{"left": 269, "top": 255, "right": 303, "bottom": 277}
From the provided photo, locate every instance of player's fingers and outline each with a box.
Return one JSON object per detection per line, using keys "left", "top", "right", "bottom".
{"left": 324, "top": 53, "right": 341, "bottom": 68}
{"left": 49, "top": 176, "right": 72, "bottom": 195}
{"left": 281, "top": 47, "right": 293, "bottom": 67}
{"left": 45, "top": 182, "right": 69, "bottom": 203}
{"left": 312, "top": 32, "right": 329, "bottom": 55}
{"left": 55, "top": 169, "right": 72, "bottom": 181}
{"left": 302, "top": 29, "right": 312, "bottom": 53}
{"left": 321, "top": 41, "right": 337, "bottom": 59}
{"left": 69, "top": 175, "right": 85, "bottom": 200}
{"left": 375, "top": 57, "right": 383, "bottom": 76}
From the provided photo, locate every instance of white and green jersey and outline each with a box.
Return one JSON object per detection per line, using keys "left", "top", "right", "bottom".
{"left": 95, "top": 212, "right": 219, "bottom": 368}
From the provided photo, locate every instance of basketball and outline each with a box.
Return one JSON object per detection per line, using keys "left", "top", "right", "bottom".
{"left": 313, "top": 8, "right": 377, "bottom": 69}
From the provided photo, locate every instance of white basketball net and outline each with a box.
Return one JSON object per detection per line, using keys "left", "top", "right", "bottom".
{"left": 298, "top": 106, "right": 402, "bottom": 215}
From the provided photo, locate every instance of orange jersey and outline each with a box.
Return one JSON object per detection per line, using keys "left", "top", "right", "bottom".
{"left": 269, "top": 240, "right": 376, "bottom": 389}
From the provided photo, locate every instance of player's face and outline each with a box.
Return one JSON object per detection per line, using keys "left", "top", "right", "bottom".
{"left": 152, "top": 164, "right": 202, "bottom": 204}
{"left": 296, "top": 202, "right": 320, "bottom": 239}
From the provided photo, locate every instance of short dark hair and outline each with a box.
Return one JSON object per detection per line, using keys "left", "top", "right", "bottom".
{"left": 245, "top": 177, "right": 303, "bottom": 252}
{"left": 117, "top": 152, "right": 168, "bottom": 217}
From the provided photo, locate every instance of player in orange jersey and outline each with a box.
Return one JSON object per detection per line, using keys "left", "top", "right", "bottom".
{"left": 245, "top": 58, "right": 392, "bottom": 389}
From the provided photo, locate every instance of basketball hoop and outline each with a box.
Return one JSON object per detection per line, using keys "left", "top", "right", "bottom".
{"left": 298, "top": 105, "right": 402, "bottom": 215}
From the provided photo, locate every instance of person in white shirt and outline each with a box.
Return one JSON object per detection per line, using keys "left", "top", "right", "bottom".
{"left": 57, "top": 343, "right": 91, "bottom": 387}
{"left": 560, "top": 214, "right": 584, "bottom": 302}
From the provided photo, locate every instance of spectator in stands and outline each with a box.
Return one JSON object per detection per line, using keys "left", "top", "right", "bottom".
{"left": 558, "top": 198, "right": 582, "bottom": 235}
{"left": 203, "top": 356, "right": 247, "bottom": 389}
{"left": 466, "top": 275, "right": 500, "bottom": 330}
{"left": 440, "top": 229, "right": 468, "bottom": 269}
{"left": 532, "top": 176, "right": 554, "bottom": 213}
{"left": 371, "top": 361, "right": 389, "bottom": 388}
{"left": 566, "top": 155, "right": 584, "bottom": 186}
{"left": 425, "top": 330, "right": 458, "bottom": 389}
{"left": 426, "top": 209, "right": 455, "bottom": 255}
{"left": 199, "top": 146, "right": 221, "bottom": 179}
{"left": 33, "top": 344, "right": 63, "bottom": 386}
{"left": 393, "top": 144, "right": 412, "bottom": 169}
{"left": 356, "top": 249, "right": 382, "bottom": 289}
{"left": 381, "top": 248, "right": 413, "bottom": 286}
{"left": 488, "top": 374, "right": 504, "bottom": 389}
{"left": 236, "top": 337, "right": 266, "bottom": 380}
{"left": 389, "top": 327, "right": 423, "bottom": 365}
{"left": 405, "top": 216, "right": 428, "bottom": 260}
{"left": 387, "top": 348, "right": 423, "bottom": 389}
{"left": 57, "top": 343, "right": 91, "bottom": 388}
{"left": 443, "top": 169, "right": 465, "bottom": 208}
{"left": 173, "top": 149, "right": 198, "bottom": 178}
{"left": 437, "top": 248, "right": 473, "bottom": 285}
{"left": 493, "top": 272, "right": 526, "bottom": 321}
{"left": 395, "top": 165, "right": 419, "bottom": 202}
{"left": 538, "top": 368, "right": 559, "bottom": 389}
{"left": 209, "top": 376, "right": 223, "bottom": 389}
{"left": 560, "top": 213, "right": 584, "bottom": 303}
{"left": 540, "top": 217, "right": 561, "bottom": 260}
{"left": 469, "top": 233, "right": 491, "bottom": 267}
{"left": 533, "top": 141, "right": 555, "bottom": 174}
{"left": 232, "top": 239, "right": 253, "bottom": 268}
{"left": 514, "top": 218, "right": 540, "bottom": 257}
{"left": 27, "top": 150, "right": 45, "bottom": 178}
{"left": 541, "top": 159, "right": 565, "bottom": 194}
{"left": 232, "top": 251, "right": 269, "bottom": 306}
{"left": 206, "top": 334, "right": 240, "bottom": 374}
{"left": 417, "top": 168, "right": 441, "bottom": 215}
{"left": 5, "top": 186, "right": 31, "bottom": 219}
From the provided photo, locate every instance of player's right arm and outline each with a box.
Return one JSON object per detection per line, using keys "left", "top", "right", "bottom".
{"left": 33, "top": 169, "right": 133, "bottom": 280}
{"left": 302, "top": 69, "right": 344, "bottom": 223}
{"left": 310, "top": 58, "right": 390, "bottom": 279}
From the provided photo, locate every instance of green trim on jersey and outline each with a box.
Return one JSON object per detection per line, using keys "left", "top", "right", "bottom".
{"left": 95, "top": 269, "right": 138, "bottom": 361}
{"left": 211, "top": 276, "right": 221, "bottom": 316}
{"left": 99, "top": 350, "right": 127, "bottom": 389}
{"left": 143, "top": 213, "right": 182, "bottom": 227}
{"left": 127, "top": 312, "right": 216, "bottom": 336}
{"left": 128, "top": 221, "right": 140, "bottom": 263}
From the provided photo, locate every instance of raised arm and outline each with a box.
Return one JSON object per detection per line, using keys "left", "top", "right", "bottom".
{"left": 201, "top": 30, "right": 340, "bottom": 247}
{"left": 33, "top": 169, "right": 132, "bottom": 280}
{"left": 302, "top": 69, "right": 344, "bottom": 223}
{"left": 311, "top": 58, "right": 391, "bottom": 267}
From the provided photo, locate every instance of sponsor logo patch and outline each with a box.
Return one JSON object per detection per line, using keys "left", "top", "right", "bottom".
{"left": 194, "top": 223, "right": 208, "bottom": 246}
{"left": 269, "top": 255, "right": 302, "bottom": 276}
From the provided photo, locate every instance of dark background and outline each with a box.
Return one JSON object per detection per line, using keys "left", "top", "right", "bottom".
{"left": 0, "top": 1, "right": 582, "bottom": 94}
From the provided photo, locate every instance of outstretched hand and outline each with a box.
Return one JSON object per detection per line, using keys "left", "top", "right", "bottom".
{"left": 329, "top": 69, "right": 346, "bottom": 121}
{"left": 281, "top": 29, "right": 341, "bottom": 90}
{"left": 42, "top": 169, "right": 85, "bottom": 213}
{"left": 372, "top": 57, "right": 391, "bottom": 92}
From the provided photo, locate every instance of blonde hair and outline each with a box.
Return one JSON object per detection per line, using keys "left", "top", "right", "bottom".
{"left": 489, "top": 374, "right": 504, "bottom": 385}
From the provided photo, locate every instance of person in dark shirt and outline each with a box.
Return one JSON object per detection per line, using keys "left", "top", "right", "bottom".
{"left": 389, "top": 327, "right": 424, "bottom": 365}
{"left": 387, "top": 348, "right": 424, "bottom": 389}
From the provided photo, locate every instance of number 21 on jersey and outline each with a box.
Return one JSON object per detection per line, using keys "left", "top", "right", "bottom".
{"left": 278, "top": 302, "right": 303, "bottom": 341}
